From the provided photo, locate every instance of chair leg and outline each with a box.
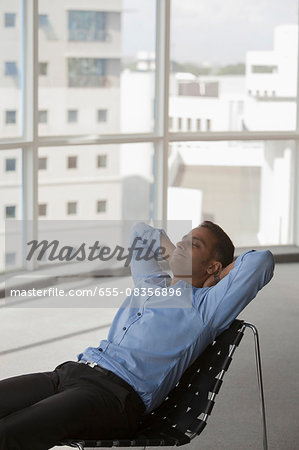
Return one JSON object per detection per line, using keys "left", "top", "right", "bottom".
{"left": 243, "top": 322, "right": 268, "bottom": 450}
{"left": 70, "top": 443, "right": 84, "bottom": 450}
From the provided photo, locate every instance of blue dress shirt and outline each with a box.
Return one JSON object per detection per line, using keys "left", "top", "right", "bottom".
{"left": 78, "top": 222, "right": 274, "bottom": 412}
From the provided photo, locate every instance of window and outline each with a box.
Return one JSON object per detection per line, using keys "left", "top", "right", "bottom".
{"left": 206, "top": 119, "right": 211, "bottom": 131}
{"left": 38, "top": 204, "right": 47, "bottom": 216}
{"left": 97, "top": 109, "right": 107, "bottom": 122}
{"left": 67, "top": 110, "right": 78, "bottom": 123}
{"left": 39, "top": 62, "right": 48, "bottom": 76}
{"left": 68, "top": 58, "right": 106, "bottom": 87}
{"left": 97, "top": 154, "right": 107, "bottom": 168}
{"left": 187, "top": 118, "right": 192, "bottom": 131}
{"left": 169, "top": 139, "right": 296, "bottom": 246}
{"left": 68, "top": 11, "right": 107, "bottom": 41}
{"left": 67, "top": 156, "right": 77, "bottom": 169}
{"left": 97, "top": 200, "right": 107, "bottom": 213}
{"left": 5, "top": 13, "right": 16, "bottom": 27}
{"left": 38, "top": 2, "right": 154, "bottom": 136}
{"left": 5, "top": 62, "right": 17, "bottom": 76}
{"left": 67, "top": 202, "right": 77, "bottom": 215}
{"left": 38, "top": 157, "right": 47, "bottom": 170}
{"left": 5, "top": 205, "right": 16, "bottom": 219}
{"left": 38, "top": 14, "right": 49, "bottom": 27}
{"left": 38, "top": 110, "right": 48, "bottom": 124}
{"left": 5, "top": 158, "right": 16, "bottom": 171}
{"left": 5, "top": 111, "right": 16, "bottom": 124}
{"left": 169, "top": 117, "right": 173, "bottom": 130}
{"left": 2, "top": 0, "right": 299, "bottom": 277}
{"left": 5, "top": 252, "right": 16, "bottom": 266}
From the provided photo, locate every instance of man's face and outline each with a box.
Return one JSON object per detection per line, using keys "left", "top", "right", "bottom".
{"left": 169, "top": 226, "right": 218, "bottom": 280}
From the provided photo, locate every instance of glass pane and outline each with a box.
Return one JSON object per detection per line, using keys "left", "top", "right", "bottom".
{"left": 0, "top": 1, "right": 23, "bottom": 138}
{"left": 0, "top": 149, "right": 23, "bottom": 273}
{"left": 38, "top": 142, "right": 154, "bottom": 222}
{"left": 168, "top": 140, "right": 295, "bottom": 246}
{"left": 38, "top": 0, "right": 156, "bottom": 135}
{"left": 170, "top": 0, "right": 298, "bottom": 131}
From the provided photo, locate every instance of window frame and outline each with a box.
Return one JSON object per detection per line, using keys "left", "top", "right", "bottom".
{"left": 0, "top": 0, "right": 298, "bottom": 272}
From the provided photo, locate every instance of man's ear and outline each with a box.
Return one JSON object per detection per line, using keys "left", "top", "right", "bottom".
{"left": 207, "top": 261, "right": 222, "bottom": 275}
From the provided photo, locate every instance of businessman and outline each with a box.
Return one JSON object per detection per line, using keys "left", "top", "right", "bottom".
{"left": 0, "top": 221, "right": 274, "bottom": 450}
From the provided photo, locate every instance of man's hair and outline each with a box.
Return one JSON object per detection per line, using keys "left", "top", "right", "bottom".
{"left": 199, "top": 220, "right": 235, "bottom": 268}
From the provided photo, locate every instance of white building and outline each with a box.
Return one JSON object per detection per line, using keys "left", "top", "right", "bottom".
{"left": 245, "top": 24, "right": 297, "bottom": 131}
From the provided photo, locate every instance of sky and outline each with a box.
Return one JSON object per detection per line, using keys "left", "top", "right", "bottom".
{"left": 122, "top": 0, "right": 298, "bottom": 65}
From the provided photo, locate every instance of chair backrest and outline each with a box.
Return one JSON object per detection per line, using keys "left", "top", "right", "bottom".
{"left": 137, "top": 319, "right": 245, "bottom": 444}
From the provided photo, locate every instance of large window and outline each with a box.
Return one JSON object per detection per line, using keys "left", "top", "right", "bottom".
{"left": 38, "top": 0, "right": 156, "bottom": 135}
{"left": 168, "top": 140, "right": 295, "bottom": 246}
{"left": 170, "top": 0, "right": 298, "bottom": 132}
{"left": 1, "top": 0, "right": 299, "bottom": 275}
{"left": 38, "top": 143, "right": 154, "bottom": 222}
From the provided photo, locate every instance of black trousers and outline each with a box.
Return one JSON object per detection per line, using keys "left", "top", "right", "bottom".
{"left": 0, "top": 361, "right": 145, "bottom": 450}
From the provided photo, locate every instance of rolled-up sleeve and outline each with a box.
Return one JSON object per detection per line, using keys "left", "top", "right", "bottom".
{"left": 129, "top": 222, "right": 169, "bottom": 285}
{"left": 195, "top": 250, "right": 275, "bottom": 335}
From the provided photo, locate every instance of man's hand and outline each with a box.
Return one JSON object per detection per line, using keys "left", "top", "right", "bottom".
{"left": 203, "top": 260, "right": 236, "bottom": 288}
{"left": 160, "top": 233, "right": 176, "bottom": 261}
{"left": 203, "top": 273, "right": 219, "bottom": 287}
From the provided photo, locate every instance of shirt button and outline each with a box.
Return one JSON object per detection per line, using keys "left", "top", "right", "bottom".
{"left": 123, "top": 327, "right": 126, "bottom": 330}
{"left": 137, "top": 312, "right": 141, "bottom": 316}
{"left": 99, "top": 348, "right": 103, "bottom": 352}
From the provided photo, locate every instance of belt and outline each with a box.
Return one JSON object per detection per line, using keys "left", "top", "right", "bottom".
{"left": 78, "top": 360, "right": 135, "bottom": 394}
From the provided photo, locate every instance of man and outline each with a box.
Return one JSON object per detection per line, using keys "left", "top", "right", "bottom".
{"left": 0, "top": 221, "right": 274, "bottom": 450}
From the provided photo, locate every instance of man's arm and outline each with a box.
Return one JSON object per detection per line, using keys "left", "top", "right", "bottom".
{"left": 196, "top": 250, "right": 275, "bottom": 334}
{"left": 129, "top": 222, "right": 171, "bottom": 285}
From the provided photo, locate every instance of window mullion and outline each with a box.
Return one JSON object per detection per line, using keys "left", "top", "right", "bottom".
{"left": 294, "top": 9, "right": 299, "bottom": 246}
{"left": 22, "top": 0, "right": 38, "bottom": 270}
{"left": 154, "top": 0, "right": 170, "bottom": 225}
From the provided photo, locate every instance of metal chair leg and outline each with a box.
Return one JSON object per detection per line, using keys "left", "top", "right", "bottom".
{"left": 243, "top": 322, "right": 268, "bottom": 450}
{"left": 70, "top": 443, "right": 84, "bottom": 450}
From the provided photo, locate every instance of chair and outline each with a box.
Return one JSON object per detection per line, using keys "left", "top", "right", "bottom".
{"left": 60, "top": 319, "right": 268, "bottom": 450}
